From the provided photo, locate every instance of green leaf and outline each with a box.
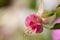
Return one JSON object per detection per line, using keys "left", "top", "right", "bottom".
{"left": 48, "top": 12, "right": 55, "bottom": 17}
{"left": 51, "top": 23, "right": 60, "bottom": 30}
{"left": 42, "top": 10, "right": 54, "bottom": 18}
{"left": 57, "top": 4, "right": 60, "bottom": 8}
{"left": 55, "top": 7, "right": 60, "bottom": 18}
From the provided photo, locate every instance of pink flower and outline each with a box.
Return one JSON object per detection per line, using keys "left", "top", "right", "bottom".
{"left": 54, "top": 18, "right": 60, "bottom": 24}
{"left": 25, "top": 14, "right": 43, "bottom": 33}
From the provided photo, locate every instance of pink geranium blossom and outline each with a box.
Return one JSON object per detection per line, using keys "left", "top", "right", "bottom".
{"left": 25, "top": 14, "right": 44, "bottom": 33}
{"left": 54, "top": 18, "right": 60, "bottom": 24}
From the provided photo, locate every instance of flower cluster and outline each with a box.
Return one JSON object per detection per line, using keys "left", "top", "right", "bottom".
{"left": 25, "top": 14, "right": 44, "bottom": 33}
{"left": 25, "top": 4, "right": 60, "bottom": 34}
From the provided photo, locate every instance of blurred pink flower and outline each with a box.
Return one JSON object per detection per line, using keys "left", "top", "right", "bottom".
{"left": 25, "top": 14, "right": 43, "bottom": 33}
{"left": 54, "top": 18, "right": 60, "bottom": 24}
{"left": 51, "top": 29, "right": 60, "bottom": 40}
{"left": 52, "top": 18, "right": 60, "bottom": 40}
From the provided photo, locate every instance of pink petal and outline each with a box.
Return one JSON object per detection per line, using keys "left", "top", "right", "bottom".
{"left": 25, "top": 14, "right": 43, "bottom": 33}
{"left": 54, "top": 18, "right": 60, "bottom": 24}
{"left": 35, "top": 23, "right": 43, "bottom": 33}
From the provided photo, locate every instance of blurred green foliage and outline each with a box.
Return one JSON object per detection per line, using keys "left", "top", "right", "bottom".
{"left": 57, "top": 4, "right": 60, "bottom": 8}
{"left": 42, "top": 10, "right": 54, "bottom": 18}
{"left": 51, "top": 4, "right": 60, "bottom": 29}
{"left": 51, "top": 23, "right": 60, "bottom": 29}
{"left": 0, "top": 0, "right": 11, "bottom": 7}
{"left": 29, "top": 0, "right": 37, "bottom": 10}
{"left": 55, "top": 7, "right": 60, "bottom": 18}
{"left": 0, "top": 0, "right": 37, "bottom": 9}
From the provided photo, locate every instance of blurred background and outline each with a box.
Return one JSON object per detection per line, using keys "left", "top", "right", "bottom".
{"left": 0, "top": 0, "right": 60, "bottom": 40}
{"left": 0, "top": 0, "right": 60, "bottom": 11}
